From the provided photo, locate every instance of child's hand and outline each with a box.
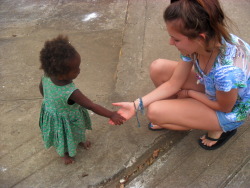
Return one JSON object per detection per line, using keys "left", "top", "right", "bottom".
{"left": 112, "top": 102, "right": 135, "bottom": 120}
{"left": 109, "top": 111, "right": 126, "bottom": 125}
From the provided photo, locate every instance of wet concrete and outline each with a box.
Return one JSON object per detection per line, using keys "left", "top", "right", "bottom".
{"left": 0, "top": 0, "right": 250, "bottom": 188}
{"left": 0, "top": 1, "right": 132, "bottom": 187}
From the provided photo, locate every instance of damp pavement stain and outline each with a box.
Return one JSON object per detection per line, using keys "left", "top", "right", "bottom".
{"left": 82, "top": 12, "right": 100, "bottom": 22}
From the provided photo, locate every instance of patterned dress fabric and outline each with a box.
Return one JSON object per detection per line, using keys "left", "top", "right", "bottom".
{"left": 181, "top": 34, "right": 250, "bottom": 123}
{"left": 39, "top": 76, "right": 92, "bottom": 157}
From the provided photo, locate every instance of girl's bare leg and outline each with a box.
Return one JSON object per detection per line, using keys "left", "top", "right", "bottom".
{"left": 62, "top": 141, "right": 91, "bottom": 164}
{"left": 147, "top": 98, "right": 221, "bottom": 131}
{"left": 148, "top": 59, "right": 223, "bottom": 147}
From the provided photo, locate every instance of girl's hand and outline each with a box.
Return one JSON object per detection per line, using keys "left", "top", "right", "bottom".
{"left": 109, "top": 111, "right": 126, "bottom": 125}
{"left": 108, "top": 102, "right": 136, "bottom": 125}
{"left": 177, "top": 89, "right": 189, "bottom": 99}
{"left": 112, "top": 102, "right": 136, "bottom": 120}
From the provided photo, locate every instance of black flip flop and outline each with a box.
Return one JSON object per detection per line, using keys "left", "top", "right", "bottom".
{"left": 148, "top": 123, "right": 164, "bottom": 131}
{"left": 198, "top": 129, "right": 237, "bottom": 150}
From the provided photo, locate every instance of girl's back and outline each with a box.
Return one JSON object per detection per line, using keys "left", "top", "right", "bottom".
{"left": 39, "top": 76, "right": 92, "bottom": 158}
{"left": 42, "top": 76, "right": 79, "bottom": 113}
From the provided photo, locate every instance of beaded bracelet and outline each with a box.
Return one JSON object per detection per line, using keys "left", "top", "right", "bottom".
{"left": 133, "top": 98, "right": 145, "bottom": 127}
{"left": 133, "top": 101, "right": 141, "bottom": 127}
{"left": 138, "top": 98, "right": 145, "bottom": 114}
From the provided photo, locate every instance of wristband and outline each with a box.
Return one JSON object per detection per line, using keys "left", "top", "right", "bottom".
{"left": 133, "top": 101, "right": 141, "bottom": 127}
{"left": 133, "top": 98, "right": 145, "bottom": 127}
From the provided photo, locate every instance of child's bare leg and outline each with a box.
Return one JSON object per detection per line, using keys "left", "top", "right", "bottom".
{"left": 62, "top": 152, "right": 75, "bottom": 165}
{"left": 79, "top": 141, "right": 91, "bottom": 150}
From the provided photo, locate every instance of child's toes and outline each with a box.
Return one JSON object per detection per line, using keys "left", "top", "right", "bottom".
{"left": 79, "top": 141, "right": 91, "bottom": 150}
{"left": 64, "top": 158, "right": 75, "bottom": 165}
{"left": 85, "top": 141, "right": 91, "bottom": 149}
{"left": 63, "top": 154, "right": 75, "bottom": 165}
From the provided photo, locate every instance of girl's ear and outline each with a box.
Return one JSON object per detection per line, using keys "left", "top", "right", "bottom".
{"left": 198, "top": 33, "right": 206, "bottom": 40}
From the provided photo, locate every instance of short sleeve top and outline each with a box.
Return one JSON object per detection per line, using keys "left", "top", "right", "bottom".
{"left": 181, "top": 34, "right": 250, "bottom": 122}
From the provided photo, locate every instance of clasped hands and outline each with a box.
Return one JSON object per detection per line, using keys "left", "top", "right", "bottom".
{"left": 109, "top": 90, "right": 191, "bottom": 125}
{"left": 109, "top": 102, "right": 135, "bottom": 125}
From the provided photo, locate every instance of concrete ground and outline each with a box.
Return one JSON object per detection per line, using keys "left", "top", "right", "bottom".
{"left": 0, "top": 0, "right": 249, "bottom": 188}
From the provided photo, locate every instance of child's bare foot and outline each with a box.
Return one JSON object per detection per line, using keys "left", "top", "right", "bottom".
{"left": 62, "top": 152, "right": 75, "bottom": 165}
{"left": 79, "top": 141, "right": 91, "bottom": 150}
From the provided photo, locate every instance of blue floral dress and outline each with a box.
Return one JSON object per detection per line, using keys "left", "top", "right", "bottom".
{"left": 181, "top": 34, "right": 250, "bottom": 129}
{"left": 39, "top": 76, "right": 92, "bottom": 157}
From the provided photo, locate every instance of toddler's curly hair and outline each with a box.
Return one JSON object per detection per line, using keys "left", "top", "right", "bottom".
{"left": 40, "top": 35, "right": 77, "bottom": 77}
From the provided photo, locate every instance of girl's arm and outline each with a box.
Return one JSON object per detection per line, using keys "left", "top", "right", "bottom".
{"left": 141, "top": 61, "right": 193, "bottom": 107}
{"left": 113, "top": 61, "right": 193, "bottom": 120}
{"left": 188, "top": 89, "right": 238, "bottom": 113}
{"left": 39, "top": 80, "right": 44, "bottom": 96}
{"left": 69, "top": 89, "right": 125, "bottom": 124}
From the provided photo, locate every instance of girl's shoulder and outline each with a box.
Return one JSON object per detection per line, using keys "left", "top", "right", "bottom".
{"left": 42, "top": 76, "right": 77, "bottom": 93}
{"left": 219, "top": 34, "right": 250, "bottom": 63}
{"left": 42, "top": 76, "right": 74, "bottom": 86}
{"left": 216, "top": 34, "right": 250, "bottom": 78}
{"left": 41, "top": 76, "right": 51, "bottom": 86}
{"left": 229, "top": 34, "right": 250, "bottom": 48}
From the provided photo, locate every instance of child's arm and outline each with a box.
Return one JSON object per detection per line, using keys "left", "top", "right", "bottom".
{"left": 39, "top": 80, "right": 44, "bottom": 96}
{"left": 69, "top": 89, "right": 125, "bottom": 125}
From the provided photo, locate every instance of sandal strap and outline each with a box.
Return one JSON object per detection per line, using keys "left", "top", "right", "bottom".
{"left": 205, "top": 133, "right": 220, "bottom": 141}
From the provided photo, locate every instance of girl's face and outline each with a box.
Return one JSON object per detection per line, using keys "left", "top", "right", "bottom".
{"left": 166, "top": 21, "right": 201, "bottom": 56}
{"left": 60, "top": 53, "right": 81, "bottom": 81}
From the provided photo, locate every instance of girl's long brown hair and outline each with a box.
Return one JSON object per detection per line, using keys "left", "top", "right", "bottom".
{"left": 164, "top": 0, "right": 232, "bottom": 50}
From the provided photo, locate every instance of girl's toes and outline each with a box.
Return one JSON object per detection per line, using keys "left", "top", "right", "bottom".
{"left": 200, "top": 135, "right": 206, "bottom": 140}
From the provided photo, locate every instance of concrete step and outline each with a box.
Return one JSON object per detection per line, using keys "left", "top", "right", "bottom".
{"left": 126, "top": 124, "right": 250, "bottom": 188}
{"left": 111, "top": 0, "right": 250, "bottom": 186}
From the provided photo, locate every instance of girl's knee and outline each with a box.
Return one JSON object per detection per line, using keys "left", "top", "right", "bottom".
{"left": 147, "top": 101, "right": 173, "bottom": 124}
{"left": 150, "top": 59, "right": 177, "bottom": 83}
{"left": 147, "top": 102, "right": 160, "bottom": 122}
{"left": 150, "top": 59, "right": 166, "bottom": 75}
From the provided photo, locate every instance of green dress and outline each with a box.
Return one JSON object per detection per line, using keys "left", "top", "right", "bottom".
{"left": 39, "top": 76, "right": 92, "bottom": 157}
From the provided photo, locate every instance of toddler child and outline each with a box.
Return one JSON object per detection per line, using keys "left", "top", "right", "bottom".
{"left": 39, "top": 35, "right": 125, "bottom": 164}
